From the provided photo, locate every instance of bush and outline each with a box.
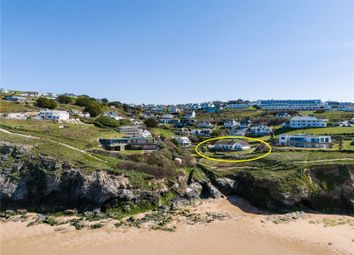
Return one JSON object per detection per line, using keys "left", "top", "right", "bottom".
{"left": 85, "top": 101, "right": 103, "bottom": 117}
{"left": 75, "top": 96, "right": 95, "bottom": 107}
{"left": 56, "top": 95, "right": 73, "bottom": 104}
{"left": 144, "top": 118, "right": 158, "bottom": 128}
{"left": 36, "top": 97, "right": 57, "bottom": 109}
{"left": 117, "top": 161, "right": 178, "bottom": 179}
{"left": 101, "top": 98, "right": 109, "bottom": 104}
{"left": 95, "top": 115, "right": 119, "bottom": 128}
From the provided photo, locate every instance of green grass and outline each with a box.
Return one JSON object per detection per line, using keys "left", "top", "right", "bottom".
{"left": 0, "top": 119, "right": 122, "bottom": 149}
{"left": 283, "top": 126, "right": 354, "bottom": 136}
{"left": 151, "top": 128, "right": 175, "bottom": 138}
{"left": 0, "top": 99, "right": 37, "bottom": 112}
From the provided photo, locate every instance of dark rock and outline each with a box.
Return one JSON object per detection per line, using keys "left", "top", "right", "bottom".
{"left": 199, "top": 181, "right": 223, "bottom": 199}
{"left": 214, "top": 177, "right": 237, "bottom": 195}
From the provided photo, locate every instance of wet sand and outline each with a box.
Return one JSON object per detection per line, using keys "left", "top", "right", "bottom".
{"left": 1, "top": 197, "right": 353, "bottom": 255}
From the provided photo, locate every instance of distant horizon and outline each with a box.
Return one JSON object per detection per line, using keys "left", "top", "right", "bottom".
{"left": 2, "top": 0, "right": 354, "bottom": 104}
{"left": 2, "top": 86, "right": 353, "bottom": 105}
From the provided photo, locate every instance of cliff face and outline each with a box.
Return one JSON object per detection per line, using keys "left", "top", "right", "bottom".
{"left": 0, "top": 142, "right": 160, "bottom": 212}
{"left": 1, "top": 142, "right": 353, "bottom": 214}
{"left": 200, "top": 164, "right": 354, "bottom": 214}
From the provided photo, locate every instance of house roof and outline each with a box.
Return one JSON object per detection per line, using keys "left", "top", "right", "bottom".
{"left": 215, "top": 140, "right": 249, "bottom": 146}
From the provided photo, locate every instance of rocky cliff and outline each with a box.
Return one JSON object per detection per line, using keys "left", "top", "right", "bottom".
{"left": 199, "top": 164, "right": 354, "bottom": 213}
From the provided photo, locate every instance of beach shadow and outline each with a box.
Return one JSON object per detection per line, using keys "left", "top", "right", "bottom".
{"left": 226, "top": 195, "right": 271, "bottom": 215}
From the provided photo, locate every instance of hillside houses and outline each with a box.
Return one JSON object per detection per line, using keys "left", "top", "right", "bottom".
{"left": 173, "top": 136, "right": 192, "bottom": 147}
{"left": 240, "top": 119, "right": 251, "bottom": 128}
{"left": 99, "top": 137, "right": 157, "bottom": 151}
{"left": 158, "top": 113, "right": 176, "bottom": 124}
{"left": 191, "top": 128, "right": 213, "bottom": 137}
{"left": 275, "top": 112, "right": 291, "bottom": 118}
{"left": 227, "top": 101, "right": 250, "bottom": 109}
{"left": 284, "top": 116, "right": 327, "bottom": 129}
{"left": 279, "top": 134, "right": 332, "bottom": 148}
{"left": 249, "top": 125, "right": 272, "bottom": 136}
{"left": 256, "top": 100, "right": 324, "bottom": 110}
{"left": 227, "top": 128, "right": 247, "bottom": 136}
{"left": 184, "top": 111, "right": 196, "bottom": 119}
{"left": 4, "top": 95, "right": 26, "bottom": 102}
{"left": 197, "top": 121, "right": 213, "bottom": 128}
{"left": 4, "top": 112, "right": 39, "bottom": 120}
{"left": 103, "top": 111, "right": 123, "bottom": 120}
{"left": 119, "top": 125, "right": 152, "bottom": 138}
{"left": 224, "top": 119, "right": 240, "bottom": 129}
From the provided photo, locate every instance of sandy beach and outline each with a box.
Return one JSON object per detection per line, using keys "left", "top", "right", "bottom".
{"left": 1, "top": 197, "right": 353, "bottom": 255}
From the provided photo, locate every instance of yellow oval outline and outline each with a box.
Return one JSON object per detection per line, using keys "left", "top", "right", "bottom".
{"left": 194, "top": 136, "right": 272, "bottom": 163}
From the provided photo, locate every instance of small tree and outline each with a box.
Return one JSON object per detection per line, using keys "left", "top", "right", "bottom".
{"left": 75, "top": 96, "right": 94, "bottom": 107}
{"left": 339, "top": 136, "right": 343, "bottom": 151}
{"left": 94, "top": 116, "right": 119, "bottom": 128}
{"left": 85, "top": 101, "right": 102, "bottom": 117}
{"left": 36, "top": 97, "right": 57, "bottom": 109}
{"left": 144, "top": 118, "right": 158, "bottom": 128}
{"left": 56, "top": 95, "right": 73, "bottom": 104}
{"left": 101, "top": 98, "right": 109, "bottom": 104}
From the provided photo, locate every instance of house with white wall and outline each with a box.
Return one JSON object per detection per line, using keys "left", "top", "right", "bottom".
{"left": 211, "top": 140, "right": 250, "bottom": 151}
{"left": 224, "top": 119, "right": 240, "bottom": 129}
{"left": 249, "top": 125, "right": 272, "bottom": 136}
{"left": 39, "top": 110, "right": 70, "bottom": 121}
{"left": 173, "top": 136, "right": 192, "bottom": 147}
{"left": 278, "top": 134, "right": 332, "bottom": 148}
{"left": 284, "top": 116, "right": 327, "bottom": 128}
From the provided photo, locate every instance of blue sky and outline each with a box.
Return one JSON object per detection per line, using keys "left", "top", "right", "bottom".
{"left": 1, "top": 0, "right": 354, "bottom": 104}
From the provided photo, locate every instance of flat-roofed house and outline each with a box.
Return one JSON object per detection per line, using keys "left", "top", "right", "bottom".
{"left": 256, "top": 100, "right": 324, "bottom": 110}
{"left": 99, "top": 137, "right": 158, "bottom": 151}
{"left": 39, "top": 110, "right": 70, "bottom": 121}
{"left": 4, "top": 96, "right": 26, "bottom": 102}
{"left": 278, "top": 134, "right": 331, "bottom": 148}
{"left": 284, "top": 116, "right": 327, "bottom": 128}
{"left": 119, "top": 125, "right": 151, "bottom": 138}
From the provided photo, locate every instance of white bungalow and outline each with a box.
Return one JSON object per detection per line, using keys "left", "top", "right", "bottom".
{"left": 173, "top": 136, "right": 192, "bottom": 147}
{"left": 211, "top": 140, "right": 251, "bottom": 151}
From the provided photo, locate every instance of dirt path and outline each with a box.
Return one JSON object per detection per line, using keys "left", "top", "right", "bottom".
{"left": 0, "top": 127, "right": 105, "bottom": 162}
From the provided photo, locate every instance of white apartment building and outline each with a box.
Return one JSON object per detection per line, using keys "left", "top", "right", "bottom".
{"left": 284, "top": 116, "right": 327, "bottom": 128}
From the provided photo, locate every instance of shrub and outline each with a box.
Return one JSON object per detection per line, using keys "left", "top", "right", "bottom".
{"left": 117, "top": 161, "right": 178, "bottom": 179}
{"left": 144, "top": 118, "right": 158, "bottom": 128}
{"left": 36, "top": 97, "right": 57, "bottom": 109}
{"left": 94, "top": 115, "right": 119, "bottom": 128}
{"left": 75, "top": 96, "right": 95, "bottom": 107}
{"left": 56, "top": 95, "right": 73, "bottom": 104}
{"left": 85, "top": 101, "right": 102, "bottom": 117}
